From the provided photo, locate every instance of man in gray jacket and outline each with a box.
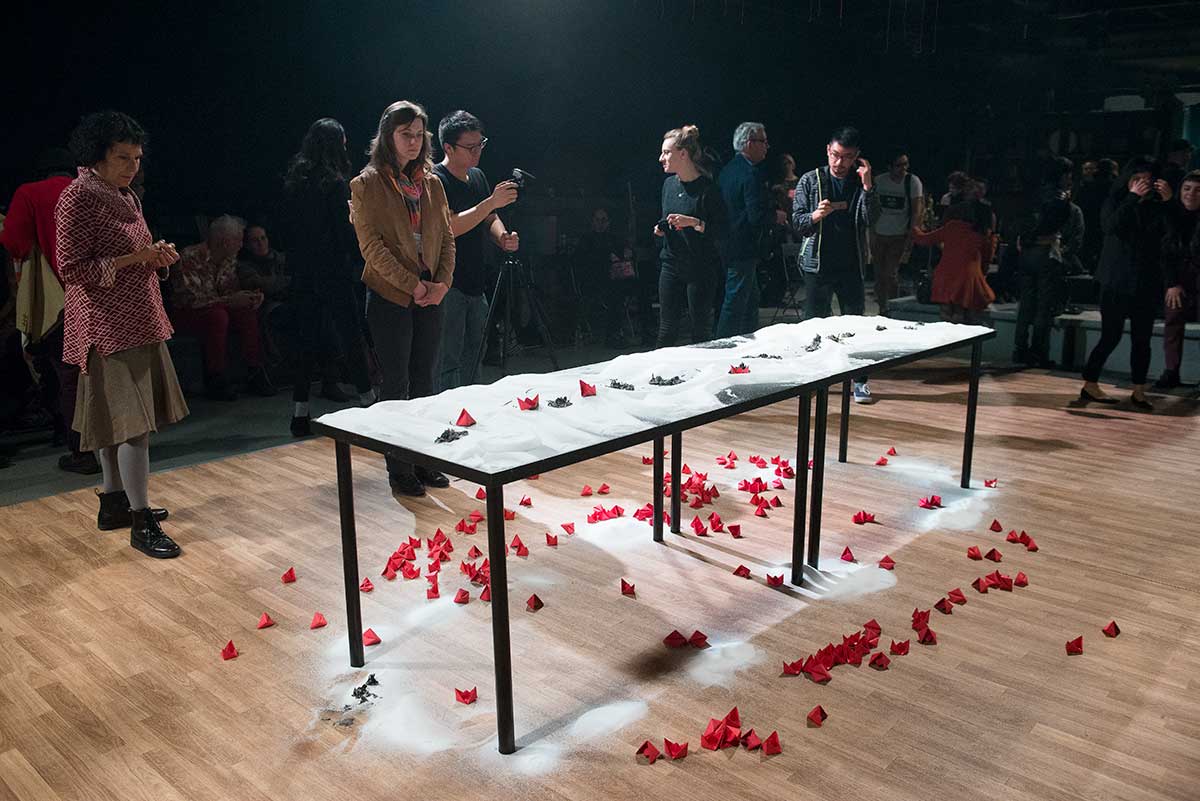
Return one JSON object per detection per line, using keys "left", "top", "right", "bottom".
{"left": 791, "top": 126, "right": 882, "bottom": 402}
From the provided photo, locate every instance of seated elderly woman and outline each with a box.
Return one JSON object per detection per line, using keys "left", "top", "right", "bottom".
{"left": 170, "top": 215, "right": 275, "bottom": 400}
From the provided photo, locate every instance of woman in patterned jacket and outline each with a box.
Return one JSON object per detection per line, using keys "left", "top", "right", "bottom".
{"left": 56, "top": 110, "right": 187, "bottom": 558}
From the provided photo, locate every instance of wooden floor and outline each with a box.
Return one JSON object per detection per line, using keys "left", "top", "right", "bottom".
{"left": 1, "top": 362, "right": 1198, "bottom": 801}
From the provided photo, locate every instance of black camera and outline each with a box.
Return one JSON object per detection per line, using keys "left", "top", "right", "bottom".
{"left": 655, "top": 217, "right": 672, "bottom": 234}
{"left": 509, "top": 168, "right": 536, "bottom": 192}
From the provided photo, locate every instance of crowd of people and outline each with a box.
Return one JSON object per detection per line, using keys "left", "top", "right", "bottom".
{"left": 1, "top": 104, "right": 1197, "bottom": 557}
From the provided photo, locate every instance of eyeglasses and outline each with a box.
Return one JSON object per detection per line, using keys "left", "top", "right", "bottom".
{"left": 452, "top": 137, "right": 489, "bottom": 154}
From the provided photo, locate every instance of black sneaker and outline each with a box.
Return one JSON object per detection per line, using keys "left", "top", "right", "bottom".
{"left": 59, "top": 451, "right": 102, "bottom": 475}
{"left": 389, "top": 471, "right": 426, "bottom": 497}
{"left": 415, "top": 466, "right": 450, "bottom": 488}
{"left": 1154, "top": 369, "right": 1181, "bottom": 390}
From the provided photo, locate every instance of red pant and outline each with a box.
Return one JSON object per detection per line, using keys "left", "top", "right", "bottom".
{"left": 172, "top": 304, "right": 264, "bottom": 375}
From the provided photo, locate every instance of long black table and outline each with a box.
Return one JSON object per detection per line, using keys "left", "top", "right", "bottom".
{"left": 312, "top": 325, "right": 993, "bottom": 754}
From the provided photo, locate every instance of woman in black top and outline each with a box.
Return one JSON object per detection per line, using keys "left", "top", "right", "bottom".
{"left": 1080, "top": 156, "right": 1175, "bottom": 410}
{"left": 655, "top": 125, "right": 726, "bottom": 347}
{"left": 282, "top": 118, "right": 374, "bottom": 435}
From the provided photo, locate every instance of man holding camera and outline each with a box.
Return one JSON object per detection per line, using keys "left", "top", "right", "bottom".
{"left": 432, "top": 110, "right": 519, "bottom": 391}
{"left": 792, "top": 126, "right": 882, "bottom": 403}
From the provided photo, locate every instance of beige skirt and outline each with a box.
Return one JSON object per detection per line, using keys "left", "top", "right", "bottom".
{"left": 74, "top": 341, "right": 190, "bottom": 452}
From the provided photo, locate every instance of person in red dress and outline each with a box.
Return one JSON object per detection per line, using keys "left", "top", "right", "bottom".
{"left": 911, "top": 188, "right": 996, "bottom": 323}
{"left": 56, "top": 110, "right": 188, "bottom": 558}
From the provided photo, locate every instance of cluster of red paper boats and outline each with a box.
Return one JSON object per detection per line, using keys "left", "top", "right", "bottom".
{"left": 217, "top": 438, "right": 1121, "bottom": 765}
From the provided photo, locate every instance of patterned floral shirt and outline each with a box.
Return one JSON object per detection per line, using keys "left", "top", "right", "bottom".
{"left": 55, "top": 169, "right": 173, "bottom": 372}
{"left": 171, "top": 243, "right": 241, "bottom": 309}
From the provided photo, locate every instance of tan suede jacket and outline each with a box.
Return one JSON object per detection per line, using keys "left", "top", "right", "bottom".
{"left": 349, "top": 165, "right": 455, "bottom": 306}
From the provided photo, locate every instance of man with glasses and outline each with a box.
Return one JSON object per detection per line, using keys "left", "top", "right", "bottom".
{"left": 717, "top": 121, "right": 775, "bottom": 337}
{"left": 792, "top": 126, "right": 882, "bottom": 403}
{"left": 432, "top": 110, "right": 519, "bottom": 390}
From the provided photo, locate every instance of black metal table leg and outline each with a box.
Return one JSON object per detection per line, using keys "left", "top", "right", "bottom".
{"left": 961, "top": 341, "right": 982, "bottom": 489}
{"left": 807, "top": 387, "right": 829, "bottom": 568}
{"left": 838, "top": 379, "right": 851, "bottom": 463}
{"left": 791, "top": 392, "right": 811, "bottom": 586}
{"left": 670, "top": 432, "right": 682, "bottom": 533}
{"left": 652, "top": 435, "right": 665, "bottom": 542}
{"left": 485, "top": 484, "right": 516, "bottom": 754}
{"left": 335, "top": 442, "right": 364, "bottom": 668}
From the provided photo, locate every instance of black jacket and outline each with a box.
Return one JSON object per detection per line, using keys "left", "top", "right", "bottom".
{"left": 1095, "top": 191, "right": 1172, "bottom": 297}
{"left": 790, "top": 166, "right": 881, "bottom": 275}
{"left": 281, "top": 175, "right": 360, "bottom": 294}
{"left": 718, "top": 154, "right": 770, "bottom": 262}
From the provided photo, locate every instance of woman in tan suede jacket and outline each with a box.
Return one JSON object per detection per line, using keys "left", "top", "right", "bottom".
{"left": 350, "top": 99, "right": 456, "bottom": 496}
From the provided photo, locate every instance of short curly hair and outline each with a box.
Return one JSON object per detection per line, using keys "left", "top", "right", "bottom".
{"left": 68, "top": 110, "right": 148, "bottom": 166}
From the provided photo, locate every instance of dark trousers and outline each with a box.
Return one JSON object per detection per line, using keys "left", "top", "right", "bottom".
{"left": 27, "top": 322, "right": 83, "bottom": 455}
{"left": 804, "top": 269, "right": 867, "bottom": 382}
{"left": 657, "top": 262, "right": 714, "bottom": 347}
{"left": 1163, "top": 264, "right": 1199, "bottom": 373}
{"left": 1014, "top": 247, "right": 1064, "bottom": 360}
{"left": 1082, "top": 285, "right": 1159, "bottom": 385}
{"left": 803, "top": 268, "right": 866, "bottom": 318}
{"left": 291, "top": 286, "right": 372, "bottom": 403}
{"left": 366, "top": 290, "right": 442, "bottom": 477}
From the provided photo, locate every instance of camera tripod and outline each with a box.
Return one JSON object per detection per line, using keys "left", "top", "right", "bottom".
{"left": 474, "top": 251, "right": 559, "bottom": 377}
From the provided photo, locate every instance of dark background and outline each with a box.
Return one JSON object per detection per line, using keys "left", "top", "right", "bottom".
{"left": 6, "top": 0, "right": 1200, "bottom": 243}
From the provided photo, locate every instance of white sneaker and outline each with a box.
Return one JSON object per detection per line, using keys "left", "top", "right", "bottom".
{"left": 852, "top": 381, "right": 876, "bottom": 404}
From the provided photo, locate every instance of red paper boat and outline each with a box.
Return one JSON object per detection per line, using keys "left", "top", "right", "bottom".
{"left": 221, "top": 640, "right": 238, "bottom": 660}
{"left": 869, "top": 651, "right": 891, "bottom": 669}
{"left": 362, "top": 628, "right": 381, "bottom": 646}
{"left": 766, "top": 574, "right": 784, "bottom": 587}
{"left": 875, "top": 456, "right": 889, "bottom": 466}
{"left": 1065, "top": 636, "right": 1083, "bottom": 655}
{"left": 455, "top": 687, "right": 477, "bottom": 704}
{"left": 621, "top": 578, "right": 636, "bottom": 596}
{"left": 257, "top": 612, "right": 275, "bottom": 629}
{"left": 878, "top": 554, "right": 895, "bottom": 570}
{"left": 517, "top": 395, "right": 539, "bottom": 411}
{"left": 455, "top": 409, "right": 476, "bottom": 427}
{"left": 281, "top": 567, "right": 296, "bottom": 584}
{"left": 1102, "top": 620, "right": 1120, "bottom": 638}
{"left": 887, "top": 446, "right": 898, "bottom": 456}
{"left": 984, "top": 478, "right": 998, "bottom": 488}
{"left": 761, "top": 730, "right": 782, "bottom": 754}
{"left": 663, "top": 630, "right": 688, "bottom": 648}
{"left": 454, "top": 588, "right": 470, "bottom": 604}
{"left": 984, "top": 548, "right": 1002, "bottom": 562}
{"left": 310, "top": 612, "right": 327, "bottom": 629}
{"left": 989, "top": 518, "right": 1003, "bottom": 532}
{"left": 967, "top": 546, "right": 983, "bottom": 560}
{"left": 890, "top": 639, "right": 910, "bottom": 655}
{"left": 689, "top": 630, "right": 708, "bottom": 648}
{"left": 545, "top": 533, "right": 558, "bottom": 547}
{"left": 579, "top": 380, "right": 596, "bottom": 397}
{"left": 526, "top": 594, "right": 544, "bottom": 612}
{"left": 636, "top": 740, "right": 660, "bottom": 764}
{"left": 359, "top": 577, "right": 374, "bottom": 592}
{"left": 1014, "top": 571, "right": 1029, "bottom": 587}
{"left": 840, "top": 547, "right": 855, "bottom": 563}
{"left": 806, "top": 706, "right": 827, "bottom": 727}
{"left": 663, "top": 738, "right": 688, "bottom": 759}
{"left": 733, "top": 564, "right": 751, "bottom": 578}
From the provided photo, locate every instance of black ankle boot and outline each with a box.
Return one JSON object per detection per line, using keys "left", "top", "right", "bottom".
{"left": 130, "top": 508, "right": 181, "bottom": 558}
{"left": 97, "top": 490, "right": 169, "bottom": 531}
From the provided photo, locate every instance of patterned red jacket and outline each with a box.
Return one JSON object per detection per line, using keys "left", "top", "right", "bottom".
{"left": 54, "top": 169, "right": 173, "bottom": 372}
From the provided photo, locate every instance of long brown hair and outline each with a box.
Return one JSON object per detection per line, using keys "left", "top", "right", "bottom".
{"left": 663, "top": 124, "right": 714, "bottom": 177}
{"left": 368, "top": 100, "right": 432, "bottom": 179}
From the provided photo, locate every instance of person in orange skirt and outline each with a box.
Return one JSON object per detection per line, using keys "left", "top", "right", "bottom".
{"left": 911, "top": 190, "right": 996, "bottom": 323}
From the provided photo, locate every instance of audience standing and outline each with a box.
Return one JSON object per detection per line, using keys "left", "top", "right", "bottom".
{"left": 1013, "top": 157, "right": 1084, "bottom": 367}
{"left": 575, "top": 207, "right": 635, "bottom": 346}
{"left": 792, "top": 126, "right": 881, "bottom": 403}
{"left": 432, "top": 110, "right": 519, "bottom": 391}
{"left": 911, "top": 186, "right": 995, "bottom": 324}
{"left": 655, "top": 125, "right": 725, "bottom": 347}
{"left": 56, "top": 110, "right": 185, "bottom": 557}
{"left": 350, "top": 100, "right": 455, "bottom": 497}
{"left": 1080, "top": 157, "right": 1174, "bottom": 410}
{"left": 1155, "top": 170, "right": 1200, "bottom": 390}
{"left": 281, "top": 117, "right": 376, "bottom": 436}
{"left": 871, "top": 150, "right": 924, "bottom": 316}
{"left": 1162, "top": 138, "right": 1194, "bottom": 195}
{"left": 1077, "top": 158, "right": 1118, "bottom": 274}
{"left": 171, "top": 215, "right": 274, "bottom": 400}
{"left": 0, "top": 148, "right": 100, "bottom": 473}
{"left": 716, "top": 121, "right": 772, "bottom": 337}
